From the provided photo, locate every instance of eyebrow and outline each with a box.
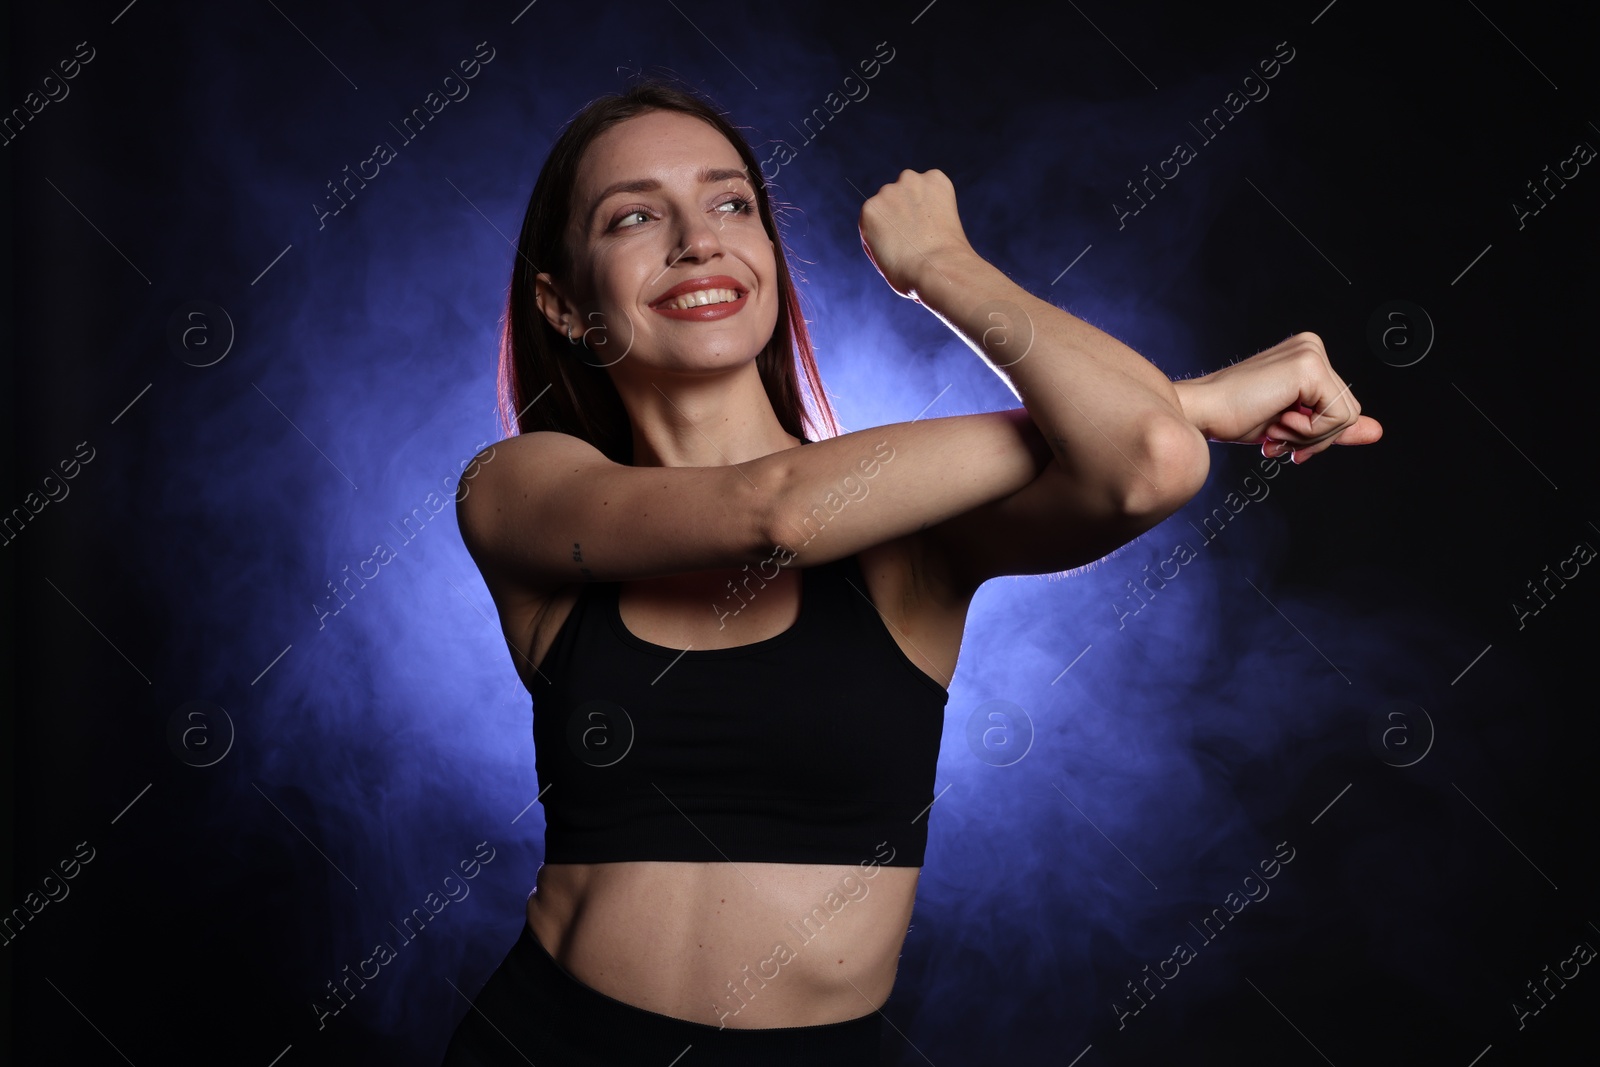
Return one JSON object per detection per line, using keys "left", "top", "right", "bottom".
{"left": 586, "top": 166, "right": 754, "bottom": 226}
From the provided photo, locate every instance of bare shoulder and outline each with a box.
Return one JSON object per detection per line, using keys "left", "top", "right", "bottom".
{"left": 458, "top": 427, "right": 771, "bottom": 592}
{"left": 455, "top": 429, "right": 584, "bottom": 598}
{"left": 456, "top": 431, "right": 575, "bottom": 537}
{"left": 456, "top": 432, "right": 593, "bottom": 687}
{"left": 459, "top": 430, "right": 597, "bottom": 512}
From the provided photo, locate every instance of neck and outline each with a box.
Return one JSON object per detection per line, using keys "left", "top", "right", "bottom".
{"left": 613, "top": 359, "right": 802, "bottom": 467}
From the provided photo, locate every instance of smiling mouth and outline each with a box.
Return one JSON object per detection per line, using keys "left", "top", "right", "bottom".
{"left": 657, "top": 287, "right": 741, "bottom": 311}
{"left": 648, "top": 276, "right": 751, "bottom": 322}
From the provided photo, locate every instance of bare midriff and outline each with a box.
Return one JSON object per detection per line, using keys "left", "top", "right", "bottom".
{"left": 509, "top": 544, "right": 946, "bottom": 1030}
{"left": 524, "top": 859, "right": 920, "bottom": 1029}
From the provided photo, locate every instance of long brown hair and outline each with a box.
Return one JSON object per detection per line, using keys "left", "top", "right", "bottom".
{"left": 495, "top": 81, "right": 839, "bottom": 463}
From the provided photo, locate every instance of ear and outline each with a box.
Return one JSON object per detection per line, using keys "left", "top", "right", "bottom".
{"left": 534, "top": 273, "right": 582, "bottom": 339}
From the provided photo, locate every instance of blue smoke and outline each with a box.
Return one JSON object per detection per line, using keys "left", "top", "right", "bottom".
{"left": 7, "top": 1, "right": 1593, "bottom": 1064}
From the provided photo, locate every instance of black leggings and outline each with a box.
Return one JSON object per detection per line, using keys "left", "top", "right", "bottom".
{"left": 439, "top": 922, "right": 885, "bottom": 1066}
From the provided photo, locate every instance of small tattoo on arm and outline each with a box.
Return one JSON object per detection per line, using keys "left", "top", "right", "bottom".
{"left": 572, "top": 542, "right": 593, "bottom": 580}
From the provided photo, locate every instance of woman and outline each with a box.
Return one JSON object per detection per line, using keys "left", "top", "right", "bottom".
{"left": 441, "top": 82, "right": 1379, "bottom": 1066}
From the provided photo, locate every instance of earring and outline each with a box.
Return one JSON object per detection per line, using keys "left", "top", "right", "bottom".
{"left": 566, "top": 323, "right": 579, "bottom": 345}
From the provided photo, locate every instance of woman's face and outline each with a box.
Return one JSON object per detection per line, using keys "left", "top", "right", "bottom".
{"left": 548, "top": 109, "right": 779, "bottom": 373}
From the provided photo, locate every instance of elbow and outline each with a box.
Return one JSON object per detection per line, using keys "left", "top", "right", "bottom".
{"left": 1118, "top": 416, "right": 1210, "bottom": 520}
{"left": 754, "top": 451, "right": 823, "bottom": 567}
{"left": 751, "top": 456, "right": 789, "bottom": 562}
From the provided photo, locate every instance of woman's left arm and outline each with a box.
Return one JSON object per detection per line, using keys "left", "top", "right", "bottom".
{"left": 862, "top": 169, "right": 1210, "bottom": 521}
{"left": 859, "top": 169, "right": 1380, "bottom": 596}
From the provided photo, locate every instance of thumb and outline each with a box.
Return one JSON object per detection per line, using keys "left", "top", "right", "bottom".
{"left": 1332, "top": 415, "right": 1383, "bottom": 445}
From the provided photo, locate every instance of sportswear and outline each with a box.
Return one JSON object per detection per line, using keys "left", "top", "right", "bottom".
{"left": 530, "top": 545, "right": 949, "bottom": 866}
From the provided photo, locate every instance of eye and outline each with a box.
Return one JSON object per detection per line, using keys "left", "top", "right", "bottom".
{"left": 714, "top": 195, "right": 755, "bottom": 217}
{"left": 612, "top": 209, "right": 652, "bottom": 229}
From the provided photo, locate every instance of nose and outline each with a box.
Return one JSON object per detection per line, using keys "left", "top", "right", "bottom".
{"left": 669, "top": 209, "right": 725, "bottom": 265}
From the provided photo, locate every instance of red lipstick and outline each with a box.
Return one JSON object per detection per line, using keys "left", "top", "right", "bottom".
{"left": 650, "top": 275, "right": 749, "bottom": 321}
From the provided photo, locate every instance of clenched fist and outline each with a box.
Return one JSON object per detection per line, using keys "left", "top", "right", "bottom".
{"left": 858, "top": 169, "right": 979, "bottom": 299}
{"left": 1179, "top": 332, "right": 1383, "bottom": 463}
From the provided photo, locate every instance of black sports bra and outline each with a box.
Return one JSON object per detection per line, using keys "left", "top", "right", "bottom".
{"left": 529, "top": 551, "right": 950, "bottom": 866}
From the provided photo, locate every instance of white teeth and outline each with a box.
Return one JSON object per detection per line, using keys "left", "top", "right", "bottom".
{"left": 664, "top": 288, "right": 739, "bottom": 310}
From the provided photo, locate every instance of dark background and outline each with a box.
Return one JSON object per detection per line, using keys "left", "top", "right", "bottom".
{"left": 4, "top": 1, "right": 1595, "bottom": 1064}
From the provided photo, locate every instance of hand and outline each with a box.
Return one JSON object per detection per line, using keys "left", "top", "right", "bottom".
{"left": 1177, "top": 332, "right": 1383, "bottom": 463}
{"left": 858, "top": 169, "right": 978, "bottom": 299}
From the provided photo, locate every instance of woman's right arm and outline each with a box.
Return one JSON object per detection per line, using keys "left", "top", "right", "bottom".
{"left": 455, "top": 412, "right": 1048, "bottom": 590}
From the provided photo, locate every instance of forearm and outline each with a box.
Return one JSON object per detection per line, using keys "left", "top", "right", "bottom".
{"left": 913, "top": 250, "right": 1207, "bottom": 511}
{"left": 753, "top": 409, "right": 1050, "bottom": 566}
{"left": 1170, "top": 374, "right": 1230, "bottom": 441}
